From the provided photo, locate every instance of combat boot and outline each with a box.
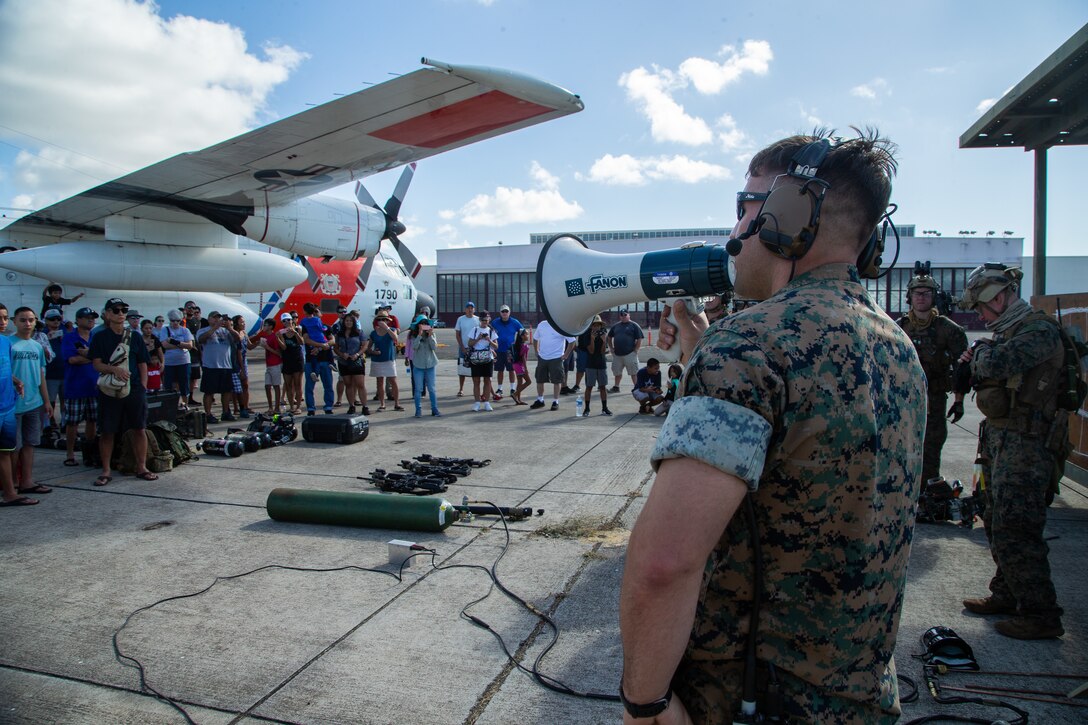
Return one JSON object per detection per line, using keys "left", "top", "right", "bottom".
{"left": 962, "top": 596, "right": 1017, "bottom": 615}
{"left": 994, "top": 617, "right": 1063, "bottom": 640}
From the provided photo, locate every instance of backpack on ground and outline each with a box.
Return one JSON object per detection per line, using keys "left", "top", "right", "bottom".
{"left": 148, "top": 420, "right": 197, "bottom": 467}
{"left": 118, "top": 429, "right": 173, "bottom": 475}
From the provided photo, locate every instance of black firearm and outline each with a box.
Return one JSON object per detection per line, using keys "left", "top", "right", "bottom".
{"left": 359, "top": 469, "right": 450, "bottom": 495}
{"left": 400, "top": 459, "right": 469, "bottom": 479}
{"left": 415, "top": 454, "right": 491, "bottom": 468}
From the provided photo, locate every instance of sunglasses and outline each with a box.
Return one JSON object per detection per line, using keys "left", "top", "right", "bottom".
{"left": 111, "top": 307, "right": 129, "bottom": 314}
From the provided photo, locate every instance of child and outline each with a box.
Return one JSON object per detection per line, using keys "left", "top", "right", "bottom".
{"left": 631, "top": 358, "right": 665, "bottom": 415}
{"left": 511, "top": 327, "right": 532, "bottom": 405}
{"left": 654, "top": 363, "right": 684, "bottom": 416}
{"left": 581, "top": 316, "right": 611, "bottom": 416}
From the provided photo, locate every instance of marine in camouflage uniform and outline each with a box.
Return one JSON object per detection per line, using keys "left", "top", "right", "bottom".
{"left": 620, "top": 132, "right": 923, "bottom": 725}
{"left": 896, "top": 274, "right": 967, "bottom": 485}
{"left": 959, "top": 264, "right": 1065, "bottom": 640}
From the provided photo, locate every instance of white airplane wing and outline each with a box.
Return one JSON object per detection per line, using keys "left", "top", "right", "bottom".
{"left": 1, "top": 58, "right": 583, "bottom": 244}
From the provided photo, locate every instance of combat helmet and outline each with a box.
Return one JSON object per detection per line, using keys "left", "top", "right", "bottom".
{"left": 907, "top": 275, "right": 939, "bottom": 293}
{"left": 959, "top": 263, "right": 1022, "bottom": 311}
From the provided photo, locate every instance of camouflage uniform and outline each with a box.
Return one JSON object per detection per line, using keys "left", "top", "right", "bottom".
{"left": 896, "top": 311, "right": 967, "bottom": 484}
{"left": 651, "top": 264, "right": 925, "bottom": 723}
{"left": 971, "top": 311, "right": 1066, "bottom": 625}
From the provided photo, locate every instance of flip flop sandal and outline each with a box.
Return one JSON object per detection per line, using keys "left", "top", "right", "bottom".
{"left": 18, "top": 484, "right": 51, "bottom": 494}
{"left": 393, "top": 406, "right": 405, "bottom": 411}
{"left": 64, "top": 458, "right": 79, "bottom": 466}
{"left": 135, "top": 471, "right": 159, "bottom": 481}
{"left": 93, "top": 475, "right": 112, "bottom": 487}
{"left": 0, "top": 496, "right": 38, "bottom": 507}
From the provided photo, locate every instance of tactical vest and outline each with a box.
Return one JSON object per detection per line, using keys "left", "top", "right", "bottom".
{"left": 897, "top": 315, "right": 963, "bottom": 394}
{"left": 974, "top": 311, "right": 1064, "bottom": 425}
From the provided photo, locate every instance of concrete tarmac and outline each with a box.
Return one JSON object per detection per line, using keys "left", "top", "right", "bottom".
{"left": 1, "top": 332, "right": 1085, "bottom": 724}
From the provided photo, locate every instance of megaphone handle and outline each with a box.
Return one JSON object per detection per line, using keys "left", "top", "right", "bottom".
{"left": 654, "top": 297, "right": 703, "bottom": 364}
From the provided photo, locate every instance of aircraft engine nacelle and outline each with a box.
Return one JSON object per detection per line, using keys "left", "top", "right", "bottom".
{"left": 241, "top": 195, "right": 386, "bottom": 260}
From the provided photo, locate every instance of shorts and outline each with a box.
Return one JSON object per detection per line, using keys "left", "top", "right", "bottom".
{"left": 190, "top": 365, "right": 202, "bottom": 380}
{"left": 612, "top": 352, "right": 639, "bottom": 377}
{"left": 633, "top": 388, "right": 662, "bottom": 403}
{"left": 575, "top": 349, "right": 588, "bottom": 373}
{"left": 164, "top": 364, "right": 190, "bottom": 393}
{"left": 264, "top": 364, "right": 283, "bottom": 386}
{"left": 201, "top": 368, "right": 234, "bottom": 394}
{"left": 15, "top": 407, "right": 43, "bottom": 448}
{"left": 47, "top": 378, "right": 63, "bottom": 402}
{"left": 494, "top": 350, "right": 515, "bottom": 373}
{"left": 97, "top": 385, "right": 148, "bottom": 435}
{"left": 282, "top": 349, "right": 304, "bottom": 375}
{"left": 64, "top": 396, "right": 98, "bottom": 425}
{"left": 535, "top": 358, "right": 565, "bottom": 385}
{"left": 512, "top": 361, "right": 528, "bottom": 377}
{"left": 471, "top": 362, "right": 494, "bottom": 378}
{"left": 0, "top": 410, "right": 16, "bottom": 451}
{"left": 583, "top": 368, "right": 608, "bottom": 388}
{"left": 371, "top": 360, "right": 397, "bottom": 378}
{"left": 231, "top": 372, "right": 244, "bottom": 393}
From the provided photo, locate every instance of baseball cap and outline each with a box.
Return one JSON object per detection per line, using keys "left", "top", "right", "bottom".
{"left": 465, "top": 301, "right": 475, "bottom": 308}
{"left": 104, "top": 297, "right": 127, "bottom": 310}
{"left": 44, "top": 309, "right": 62, "bottom": 320}
{"left": 279, "top": 312, "right": 292, "bottom": 322}
{"left": 500, "top": 305, "right": 511, "bottom": 312}
{"left": 75, "top": 307, "right": 99, "bottom": 319}
{"left": 380, "top": 303, "right": 393, "bottom": 310}
{"left": 167, "top": 309, "right": 184, "bottom": 321}
{"left": 126, "top": 309, "right": 142, "bottom": 319}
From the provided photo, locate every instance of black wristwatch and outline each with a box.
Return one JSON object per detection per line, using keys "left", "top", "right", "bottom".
{"left": 619, "top": 683, "right": 672, "bottom": 719}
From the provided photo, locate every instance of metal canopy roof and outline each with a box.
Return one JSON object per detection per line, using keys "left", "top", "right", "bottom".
{"left": 960, "top": 23, "right": 1088, "bottom": 151}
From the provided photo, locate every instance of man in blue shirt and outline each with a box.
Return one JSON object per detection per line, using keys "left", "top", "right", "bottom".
{"left": 62, "top": 307, "right": 100, "bottom": 466}
{"left": 0, "top": 304, "right": 34, "bottom": 506}
{"left": 491, "top": 304, "right": 524, "bottom": 402}
{"left": 12, "top": 307, "right": 54, "bottom": 496}
{"left": 299, "top": 302, "right": 335, "bottom": 415}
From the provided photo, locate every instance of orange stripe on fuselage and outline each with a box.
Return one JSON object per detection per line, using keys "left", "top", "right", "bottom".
{"left": 276, "top": 256, "right": 367, "bottom": 328}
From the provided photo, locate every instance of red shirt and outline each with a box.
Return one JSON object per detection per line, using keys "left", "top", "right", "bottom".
{"left": 259, "top": 331, "right": 282, "bottom": 366}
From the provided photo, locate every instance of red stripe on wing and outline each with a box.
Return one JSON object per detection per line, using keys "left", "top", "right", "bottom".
{"left": 370, "top": 91, "right": 552, "bottom": 149}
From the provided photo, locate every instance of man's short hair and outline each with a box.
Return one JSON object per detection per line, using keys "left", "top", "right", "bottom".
{"left": 646, "top": 357, "right": 660, "bottom": 368}
{"left": 747, "top": 128, "right": 897, "bottom": 248}
{"left": 13, "top": 306, "right": 34, "bottom": 319}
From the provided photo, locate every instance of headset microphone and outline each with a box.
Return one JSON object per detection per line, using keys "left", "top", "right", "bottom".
{"left": 536, "top": 234, "right": 735, "bottom": 362}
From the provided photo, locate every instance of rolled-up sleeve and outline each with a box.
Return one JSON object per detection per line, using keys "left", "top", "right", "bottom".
{"left": 651, "top": 396, "right": 772, "bottom": 490}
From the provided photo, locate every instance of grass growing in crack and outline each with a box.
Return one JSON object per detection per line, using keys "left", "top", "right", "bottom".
{"left": 532, "top": 514, "right": 620, "bottom": 540}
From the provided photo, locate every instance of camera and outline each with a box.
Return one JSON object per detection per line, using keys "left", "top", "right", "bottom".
{"left": 916, "top": 477, "right": 984, "bottom": 527}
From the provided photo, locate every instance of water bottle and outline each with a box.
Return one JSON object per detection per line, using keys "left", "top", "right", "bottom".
{"left": 575, "top": 395, "right": 584, "bottom": 417}
{"left": 949, "top": 498, "right": 962, "bottom": 523}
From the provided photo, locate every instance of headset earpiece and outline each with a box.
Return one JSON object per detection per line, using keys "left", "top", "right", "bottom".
{"left": 857, "top": 218, "right": 887, "bottom": 279}
{"left": 754, "top": 139, "right": 831, "bottom": 262}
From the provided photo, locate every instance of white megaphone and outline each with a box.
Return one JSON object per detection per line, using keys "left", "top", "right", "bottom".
{"left": 536, "top": 234, "right": 735, "bottom": 362}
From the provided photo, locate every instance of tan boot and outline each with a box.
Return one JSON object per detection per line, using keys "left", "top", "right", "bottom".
{"left": 962, "top": 596, "right": 1017, "bottom": 615}
{"left": 994, "top": 617, "right": 1063, "bottom": 640}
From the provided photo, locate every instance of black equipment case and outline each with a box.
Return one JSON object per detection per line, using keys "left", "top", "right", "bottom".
{"left": 146, "top": 391, "right": 180, "bottom": 425}
{"left": 301, "top": 414, "right": 369, "bottom": 444}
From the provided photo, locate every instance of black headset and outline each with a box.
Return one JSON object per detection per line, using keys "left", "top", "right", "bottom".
{"left": 730, "top": 139, "right": 890, "bottom": 279}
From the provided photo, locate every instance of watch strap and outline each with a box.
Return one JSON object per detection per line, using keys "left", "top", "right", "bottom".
{"left": 619, "top": 683, "right": 672, "bottom": 719}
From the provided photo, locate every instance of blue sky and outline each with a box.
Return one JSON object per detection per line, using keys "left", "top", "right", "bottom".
{"left": 1, "top": 0, "right": 1086, "bottom": 264}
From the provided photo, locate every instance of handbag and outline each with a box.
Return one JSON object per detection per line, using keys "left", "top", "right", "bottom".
{"left": 98, "top": 329, "right": 132, "bottom": 398}
{"left": 469, "top": 348, "right": 493, "bottom": 365}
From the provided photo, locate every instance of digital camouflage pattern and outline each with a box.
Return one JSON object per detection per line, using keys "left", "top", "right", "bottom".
{"left": 972, "top": 312, "right": 1066, "bottom": 622}
{"left": 652, "top": 264, "right": 925, "bottom": 723}
{"left": 896, "top": 313, "right": 967, "bottom": 483}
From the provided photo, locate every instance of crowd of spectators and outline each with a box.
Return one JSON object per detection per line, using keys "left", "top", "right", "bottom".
{"left": 1, "top": 286, "right": 684, "bottom": 508}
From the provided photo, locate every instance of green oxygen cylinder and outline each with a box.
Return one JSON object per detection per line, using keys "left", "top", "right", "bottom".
{"left": 266, "top": 488, "right": 460, "bottom": 532}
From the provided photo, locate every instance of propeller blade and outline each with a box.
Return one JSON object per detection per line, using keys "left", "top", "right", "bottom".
{"left": 355, "top": 253, "right": 378, "bottom": 292}
{"left": 388, "top": 232, "right": 422, "bottom": 279}
{"left": 383, "top": 162, "right": 416, "bottom": 222}
{"left": 354, "top": 180, "right": 379, "bottom": 210}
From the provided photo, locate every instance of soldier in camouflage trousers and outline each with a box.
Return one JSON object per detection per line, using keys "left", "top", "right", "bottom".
{"left": 896, "top": 274, "right": 967, "bottom": 486}
{"left": 620, "top": 131, "right": 924, "bottom": 724}
{"left": 959, "top": 263, "right": 1065, "bottom": 640}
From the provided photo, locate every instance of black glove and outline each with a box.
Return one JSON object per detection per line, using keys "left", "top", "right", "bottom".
{"left": 947, "top": 400, "right": 964, "bottom": 423}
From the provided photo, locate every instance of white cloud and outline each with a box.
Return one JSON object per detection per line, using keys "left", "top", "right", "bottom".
{"left": 619, "top": 67, "right": 712, "bottom": 145}
{"left": 436, "top": 223, "right": 459, "bottom": 241}
{"left": 457, "top": 162, "right": 582, "bottom": 227}
{"left": 438, "top": 209, "right": 456, "bottom": 220}
{"left": 446, "top": 240, "right": 471, "bottom": 249}
{"left": 678, "top": 40, "right": 772, "bottom": 94}
{"left": 976, "top": 98, "right": 997, "bottom": 114}
{"left": 850, "top": 78, "right": 890, "bottom": 101}
{"left": 0, "top": 0, "right": 306, "bottom": 209}
{"left": 582, "top": 153, "right": 730, "bottom": 186}
{"left": 619, "top": 41, "right": 770, "bottom": 147}
{"left": 799, "top": 104, "right": 823, "bottom": 128}
{"left": 716, "top": 114, "right": 749, "bottom": 152}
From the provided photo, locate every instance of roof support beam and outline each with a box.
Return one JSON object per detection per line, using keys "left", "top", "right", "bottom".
{"left": 1033, "top": 148, "right": 1047, "bottom": 296}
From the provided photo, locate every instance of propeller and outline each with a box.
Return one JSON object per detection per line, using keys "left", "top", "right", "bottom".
{"left": 355, "top": 162, "right": 421, "bottom": 278}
